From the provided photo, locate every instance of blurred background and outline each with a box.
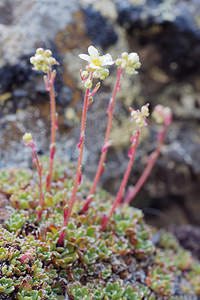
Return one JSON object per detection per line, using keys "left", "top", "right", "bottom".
{"left": 0, "top": 0, "right": 200, "bottom": 243}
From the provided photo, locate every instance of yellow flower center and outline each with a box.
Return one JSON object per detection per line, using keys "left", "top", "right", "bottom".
{"left": 91, "top": 57, "right": 101, "bottom": 66}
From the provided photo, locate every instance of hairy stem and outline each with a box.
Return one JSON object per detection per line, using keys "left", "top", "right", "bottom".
{"left": 101, "top": 129, "right": 140, "bottom": 230}
{"left": 46, "top": 70, "right": 57, "bottom": 193}
{"left": 81, "top": 68, "right": 123, "bottom": 214}
{"left": 32, "top": 147, "right": 44, "bottom": 207}
{"left": 57, "top": 75, "right": 92, "bottom": 246}
{"left": 30, "top": 144, "right": 44, "bottom": 220}
{"left": 124, "top": 125, "right": 167, "bottom": 205}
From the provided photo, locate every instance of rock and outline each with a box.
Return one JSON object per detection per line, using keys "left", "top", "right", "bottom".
{"left": 116, "top": 0, "right": 200, "bottom": 78}
{"left": 82, "top": 5, "right": 118, "bottom": 49}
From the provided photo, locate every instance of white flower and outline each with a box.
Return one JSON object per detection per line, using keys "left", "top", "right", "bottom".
{"left": 23, "top": 132, "right": 33, "bottom": 145}
{"left": 116, "top": 52, "right": 141, "bottom": 74}
{"left": 152, "top": 105, "right": 172, "bottom": 126}
{"left": 30, "top": 48, "right": 58, "bottom": 73}
{"left": 130, "top": 104, "right": 150, "bottom": 129}
{"left": 79, "top": 46, "right": 114, "bottom": 70}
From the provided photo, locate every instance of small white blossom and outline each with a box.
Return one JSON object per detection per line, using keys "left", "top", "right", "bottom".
{"left": 152, "top": 105, "right": 172, "bottom": 126}
{"left": 116, "top": 52, "right": 141, "bottom": 74}
{"left": 30, "top": 48, "right": 58, "bottom": 73}
{"left": 23, "top": 132, "right": 33, "bottom": 145}
{"left": 79, "top": 46, "right": 114, "bottom": 71}
{"left": 130, "top": 103, "right": 150, "bottom": 129}
{"left": 121, "top": 52, "right": 128, "bottom": 59}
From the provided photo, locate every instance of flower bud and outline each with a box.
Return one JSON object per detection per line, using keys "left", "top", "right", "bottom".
{"left": 153, "top": 105, "right": 172, "bottom": 126}
{"left": 35, "top": 64, "right": 42, "bottom": 71}
{"left": 36, "top": 48, "right": 44, "bottom": 55}
{"left": 130, "top": 103, "right": 150, "bottom": 128}
{"left": 23, "top": 133, "right": 33, "bottom": 145}
{"left": 93, "top": 70, "right": 100, "bottom": 78}
{"left": 136, "top": 118, "right": 145, "bottom": 128}
{"left": 30, "top": 57, "right": 36, "bottom": 64}
{"left": 128, "top": 53, "right": 139, "bottom": 64}
{"left": 84, "top": 79, "right": 92, "bottom": 89}
{"left": 35, "top": 54, "right": 44, "bottom": 64}
{"left": 44, "top": 49, "right": 52, "bottom": 57}
{"left": 116, "top": 51, "right": 141, "bottom": 74}
{"left": 42, "top": 65, "right": 51, "bottom": 73}
{"left": 81, "top": 70, "right": 89, "bottom": 80}
{"left": 115, "top": 58, "right": 123, "bottom": 66}
{"left": 48, "top": 57, "right": 56, "bottom": 65}
{"left": 100, "top": 68, "right": 109, "bottom": 80}
{"left": 141, "top": 104, "right": 150, "bottom": 117}
{"left": 121, "top": 52, "right": 128, "bottom": 59}
{"left": 30, "top": 48, "right": 58, "bottom": 73}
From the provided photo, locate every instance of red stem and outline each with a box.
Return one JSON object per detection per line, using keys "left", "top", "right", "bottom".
{"left": 101, "top": 129, "right": 140, "bottom": 230}
{"left": 30, "top": 144, "right": 44, "bottom": 220}
{"left": 57, "top": 74, "right": 92, "bottom": 245}
{"left": 124, "top": 125, "right": 167, "bottom": 205}
{"left": 46, "top": 70, "right": 57, "bottom": 193}
{"left": 80, "top": 68, "right": 123, "bottom": 214}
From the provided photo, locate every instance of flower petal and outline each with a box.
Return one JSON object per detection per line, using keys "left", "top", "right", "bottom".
{"left": 101, "top": 53, "right": 114, "bottom": 65}
{"left": 88, "top": 46, "right": 99, "bottom": 57}
{"left": 79, "top": 54, "right": 91, "bottom": 62}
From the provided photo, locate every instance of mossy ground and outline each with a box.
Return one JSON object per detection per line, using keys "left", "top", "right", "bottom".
{"left": 0, "top": 160, "right": 199, "bottom": 299}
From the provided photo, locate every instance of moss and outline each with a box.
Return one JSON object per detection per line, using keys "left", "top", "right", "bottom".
{"left": 0, "top": 163, "right": 199, "bottom": 299}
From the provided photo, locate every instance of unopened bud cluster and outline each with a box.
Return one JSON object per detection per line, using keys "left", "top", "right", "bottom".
{"left": 130, "top": 104, "right": 150, "bottom": 128}
{"left": 116, "top": 52, "right": 141, "bottom": 74}
{"left": 30, "top": 48, "right": 58, "bottom": 73}
{"left": 93, "top": 68, "right": 109, "bottom": 80}
{"left": 81, "top": 68, "right": 109, "bottom": 87}
{"left": 152, "top": 105, "right": 172, "bottom": 126}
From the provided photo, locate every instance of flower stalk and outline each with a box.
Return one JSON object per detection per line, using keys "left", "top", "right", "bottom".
{"left": 124, "top": 127, "right": 166, "bottom": 205}
{"left": 101, "top": 129, "right": 140, "bottom": 230}
{"left": 23, "top": 133, "right": 44, "bottom": 220}
{"left": 30, "top": 48, "right": 59, "bottom": 194}
{"left": 124, "top": 105, "right": 172, "bottom": 205}
{"left": 80, "top": 51, "right": 141, "bottom": 214}
{"left": 57, "top": 73, "right": 92, "bottom": 246}
{"left": 57, "top": 46, "right": 116, "bottom": 245}
{"left": 80, "top": 68, "right": 123, "bottom": 214}
{"left": 46, "top": 70, "right": 57, "bottom": 193}
{"left": 101, "top": 104, "right": 150, "bottom": 230}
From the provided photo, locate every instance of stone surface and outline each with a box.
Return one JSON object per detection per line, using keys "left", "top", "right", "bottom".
{"left": 0, "top": 0, "right": 200, "bottom": 227}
